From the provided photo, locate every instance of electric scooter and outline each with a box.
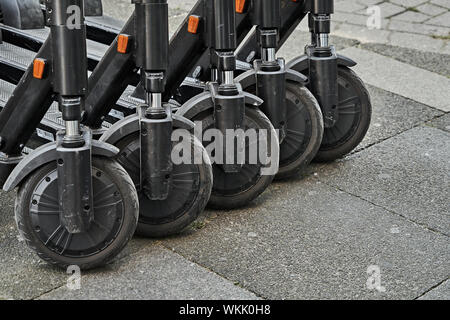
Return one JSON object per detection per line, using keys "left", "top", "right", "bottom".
{"left": 98, "top": 0, "right": 213, "bottom": 237}
{"left": 0, "top": 0, "right": 214, "bottom": 238}
{"left": 235, "top": 0, "right": 324, "bottom": 179}
{"left": 2, "top": 0, "right": 371, "bottom": 166}
{"left": 234, "top": 0, "right": 372, "bottom": 162}
{"left": 176, "top": 0, "right": 279, "bottom": 209}
{"left": 1, "top": 0, "right": 372, "bottom": 206}
{"left": 0, "top": 0, "right": 139, "bottom": 270}
{"left": 70, "top": 0, "right": 277, "bottom": 211}
{"left": 174, "top": 0, "right": 371, "bottom": 164}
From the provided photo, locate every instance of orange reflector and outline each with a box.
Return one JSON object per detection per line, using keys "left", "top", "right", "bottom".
{"left": 188, "top": 15, "right": 200, "bottom": 34}
{"left": 236, "top": 0, "right": 246, "bottom": 13}
{"left": 117, "top": 34, "right": 130, "bottom": 54}
{"left": 33, "top": 58, "right": 46, "bottom": 79}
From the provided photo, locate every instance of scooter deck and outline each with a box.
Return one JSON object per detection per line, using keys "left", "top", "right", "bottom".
{"left": 0, "top": 78, "right": 62, "bottom": 149}
{"left": 85, "top": 14, "right": 124, "bottom": 38}
{"left": 0, "top": 24, "right": 108, "bottom": 67}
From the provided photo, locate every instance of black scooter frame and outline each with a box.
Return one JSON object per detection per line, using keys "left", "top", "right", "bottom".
{"left": 81, "top": 0, "right": 311, "bottom": 129}
{"left": 0, "top": 0, "right": 118, "bottom": 234}
{"left": 133, "top": 0, "right": 174, "bottom": 200}
{"left": 82, "top": 0, "right": 355, "bottom": 130}
{"left": 234, "top": 0, "right": 308, "bottom": 143}
{"left": 0, "top": 0, "right": 356, "bottom": 185}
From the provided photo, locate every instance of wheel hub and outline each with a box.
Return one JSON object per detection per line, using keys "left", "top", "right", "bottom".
{"left": 30, "top": 168, "right": 124, "bottom": 258}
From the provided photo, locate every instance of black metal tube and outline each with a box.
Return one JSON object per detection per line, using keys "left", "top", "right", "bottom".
{"left": 256, "top": 66, "right": 287, "bottom": 140}
{"left": 0, "top": 39, "right": 54, "bottom": 156}
{"left": 48, "top": 0, "right": 88, "bottom": 124}
{"left": 308, "top": 47, "right": 338, "bottom": 128}
{"left": 135, "top": 0, "right": 169, "bottom": 73}
{"left": 306, "top": 0, "right": 338, "bottom": 128}
{"left": 213, "top": 0, "right": 237, "bottom": 51}
{"left": 84, "top": 17, "right": 136, "bottom": 128}
{"left": 310, "top": 0, "right": 334, "bottom": 15}
{"left": 140, "top": 113, "right": 173, "bottom": 200}
{"left": 252, "top": 0, "right": 281, "bottom": 29}
{"left": 49, "top": 0, "right": 88, "bottom": 95}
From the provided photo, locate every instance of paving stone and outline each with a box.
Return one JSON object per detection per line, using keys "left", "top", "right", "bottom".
{"left": 334, "top": 23, "right": 391, "bottom": 43}
{"left": 329, "top": 35, "right": 361, "bottom": 50}
{"left": 334, "top": 11, "right": 390, "bottom": 29}
{"left": 334, "top": 12, "right": 372, "bottom": 26}
{"left": 340, "top": 47, "right": 450, "bottom": 111}
{"left": 357, "top": 85, "right": 443, "bottom": 151}
{"left": 388, "top": 20, "right": 450, "bottom": 37}
{"left": 444, "top": 42, "right": 450, "bottom": 55}
{"left": 357, "top": 0, "right": 385, "bottom": 6}
{"left": 392, "top": 11, "right": 431, "bottom": 23}
{"left": 418, "top": 279, "right": 450, "bottom": 300}
{"left": 0, "top": 187, "right": 151, "bottom": 300}
{"left": 168, "top": 15, "right": 188, "bottom": 38}
{"left": 389, "top": 31, "right": 447, "bottom": 54}
{"left": 0, "top": 191, "right": 15, "bottom": 235}
{"left": 167, "top": 0, "right": 198, "bottom": 14}
{"left": 39, "top": 245, "right": 259, "bottom": 300}
{"left": 0, "top": 192, "right": 60, "bottom": 300}
{"left": 430, "top": 0, "right": 450, "bottom": 9}
{"left": 0, "top": 227, "right": 153, "bottom": 300}
{"left": 0, "top": 232, "right": 67, "bottom": 300}
{"left": 390, "top": 0, "right": 429, "bottom": 8}
{"left": 102, "top": 0, "right": 133, "bottom": 20}
{"left": 319, "top": 126, "right": 450, "bottom": 236}
{"left": 162, "top": 175, "right": 450, "bottom": 300}
{"left": 103, "top": 0, "right": 188, "bottom": 38}
{"left": 103, "top": 0, "right": 195, "bottom": 20}
{"left": 426, "top": 12, "right": 450, "bottom": 28}
{"left": 361, "top": 42, "right": 450, "bottom": 77}
{"left": 417, "top": 3, "right": 448, "bottom": 16}
{"left": 426, "top": 113, "right": 450, "bottom": 132}
{"left": 1, "top": 0, "right": 449, "bottom": 301}
{"left": 335, "top": 0, "right": 367, "bottom": 13}
{"left": 372, "top": 2, "right": 406, "bottom": 18}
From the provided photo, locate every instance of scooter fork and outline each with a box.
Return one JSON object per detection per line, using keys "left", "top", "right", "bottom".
{"left": 211, "top": 0, "right": 246, "bottom": 173}
{"left": 305, "top": 0, "right": 339, "bottom": 128}
{"left": 134, "top": 0, "right": 173, "bottom": 200}
{"left": 49, "top": 0, "right": 94, "bottom": 234}
{"left": 252, "top": 0, "right": 288, "bottom": 142}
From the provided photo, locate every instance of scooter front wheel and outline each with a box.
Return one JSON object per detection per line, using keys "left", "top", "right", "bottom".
{"left": 276, "top": 83, "right": 324, "bottom": 179}
{"left": 314, "top": 66, "right": 372, "bottom": 162}
{"left": 115, "top": 133, "right": 213, "bottom": 238}
{"left": 191, "top": 107, "right": 278, "bottom": 209}
{"left": 245, "top": 83, "right": 324, "bottom": 180}
{"left": 15, "top": 157, "right": 139, "bottom": 270}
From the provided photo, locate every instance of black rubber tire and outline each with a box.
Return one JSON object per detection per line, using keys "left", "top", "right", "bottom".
{"left": 314, "top": 66, "right": 372, "bottom": 162}
{"left": 192, "top": 107, "right": 278, "bottom": 209}
{"left": 115, "top": 133, "right": 213, "bottom": 238}
{"left": 245, "top": 82, "right": 324, "bottom": 180}
{"left": 15, "top": 157, "right": 139, "bottom": 270}
{"left": 275, "top": 83, "right": 323, "bottom": 180}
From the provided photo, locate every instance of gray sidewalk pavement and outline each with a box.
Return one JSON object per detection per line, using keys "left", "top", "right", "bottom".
{"left": 0, "top": 0, "right": 449, "bottom": 300}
